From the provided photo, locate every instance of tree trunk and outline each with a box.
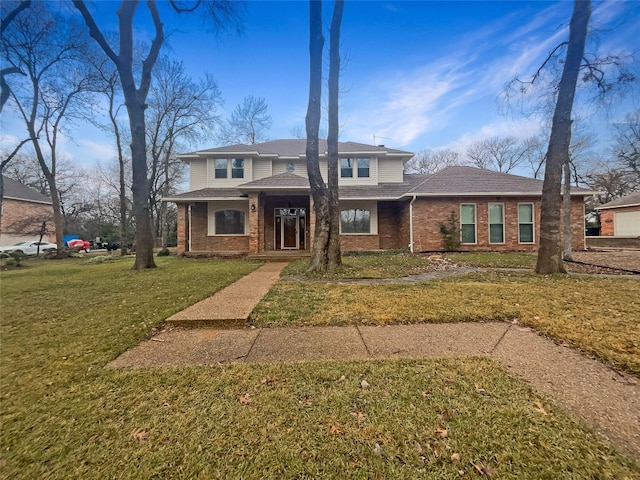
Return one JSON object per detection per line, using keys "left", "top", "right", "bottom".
{"left": 535, "top": 0, "right": 590, "bottom": 274}
{"left": 326, "top": 0, "right": 344, "bottom": 273}
{"left": 563, "top": 160, "right": 573, "bottom": 260}
{"left": 305, "top": 0, "right": 329, "bottom": 273}
{"left": 128, "top": 102, "right": 156, "bottom": 269}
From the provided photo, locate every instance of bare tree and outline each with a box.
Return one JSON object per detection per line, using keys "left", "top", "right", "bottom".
{"left": 536, "top": 1, "right": 590, "bottom": 274}
{"left": 0, "top": 0, "right": 31, "bottom": 112}
{"left": 73, "top": 0, "right": 242, "bottom": 269}
{"left": 146, "top": 57, "right": 222, "bottom": 251}
{"left": 613, "top": 110, "right": 640, "bottom": 183}
{"left": 2, "top": 2, "right": 95, "bottom": 256}
{"left": 405, "top": 148, "right": 463, "bottom": 174}
{"left": 465, "top": 136, "right": 532, "bottom": 173}
{"left": 217, "top": 95, "right": 271, "bottom": 145}
{"left": 306, "top": 0, "right": 344, "bottom": 274}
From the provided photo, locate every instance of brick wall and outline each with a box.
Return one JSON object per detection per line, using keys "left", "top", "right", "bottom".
{"left": 0, "top": 198, "right": 56, "bottom": 243}
{"left": 378, "top": 201, "right": 410, "bottom": 249}
{"left": 340, "top": 234, "right": 379, "bottom": 251}
{"left": 411, "top": 196, "right": 586, "bottom": 252}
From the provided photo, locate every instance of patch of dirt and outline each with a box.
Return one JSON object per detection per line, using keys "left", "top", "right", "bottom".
{"left": 569, "top": 251, "right": 640, "bottom": 275}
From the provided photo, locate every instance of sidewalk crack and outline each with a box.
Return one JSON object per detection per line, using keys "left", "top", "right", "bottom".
{"left": 355, "top": 326, "right": 372, "bottom": 357}
{"left": 243, "top": 328, "right": 263, "bottom": 362}
{"left": 489, "top": 323, "right": 513, "bottom": 356}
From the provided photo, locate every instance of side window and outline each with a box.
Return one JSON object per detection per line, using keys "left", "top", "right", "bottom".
{"left": 214, "top": 159, "right": 228, "bottom": 179}
{"left": 215, "top": 210, "right": 245, "bottom": 235}
{"left": 460, "top": 204, "right": 476, "bottom": 244}
{"left": 340, "top": 208, "right": 371, "bottom": 233}
{"left": 340, "top": 158, "right": 353, "bottom": 178}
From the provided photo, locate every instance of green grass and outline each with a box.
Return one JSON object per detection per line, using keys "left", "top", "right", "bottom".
{"left": 1, "top": 257, "right": 639, "bottom": 478}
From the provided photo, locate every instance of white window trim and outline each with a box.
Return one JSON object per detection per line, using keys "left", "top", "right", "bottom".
{"left": 339, "top": 200, "right": 378, "bottom": 235}
{"left": 340, "top": 157, "right": 371, "bottom": 179}
{"left": 208, "top": 158, "right": 245, "bottom": 181}
{"left": 518, "top": 202, "right": 535, "bottom": 244}
{"left": 488, "top": 202, "right": 505, "bottom": 244}
{"left": 460, "top": 203, "right": 477, "bottom": 245}
{"left": 208, "top": 201, "right": 249, "bottom": 236}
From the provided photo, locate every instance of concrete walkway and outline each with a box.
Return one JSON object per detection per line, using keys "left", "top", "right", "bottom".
{"left": 164, "top": 262, "right": 288, "bottom": 327}
{"left": 108, "top": 263, "right": 640, "bottom": 460}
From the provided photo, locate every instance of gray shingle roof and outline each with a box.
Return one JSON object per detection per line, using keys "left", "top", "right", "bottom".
{"left": 597, "top": 191, "right": 640, "bottom": 209}
{"left": 409, "top": 166, "right": 592, "bottom": 196}
{"left": 238, "top": 172, "right": 310, "bottom": 189}
{"left": 163, "top": 188, "right": 247, "bottom": 202}
{"left": 2, "top": 175, "right": 52, "bottom": 204}
{"left": 183, "top": 139, "right": 413, "bottom": 158}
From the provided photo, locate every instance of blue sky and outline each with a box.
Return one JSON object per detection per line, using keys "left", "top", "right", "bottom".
{"left": 2, "top": 0, "right": 639, "bottom": 168}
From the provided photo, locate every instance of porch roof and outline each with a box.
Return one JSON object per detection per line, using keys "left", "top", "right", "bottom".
{"left": 163, "top": 188, "right": 247, "bottom": 202}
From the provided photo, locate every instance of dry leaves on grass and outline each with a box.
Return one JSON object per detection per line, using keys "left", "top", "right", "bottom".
{"left": 260, "top": 376, "right": 278, "bottom": 386}
{"left": 473, "top": 462, "right": 495, "bottom": 477}
{"left": 129, "top": 428, "right": 149, "bottom": 442}
{"left": 435, "top": 427, "right": 448, "bottom": 438}
{"left": 238, "top": 393, "right": 252, "bottom": 405}
{"left": 329, "top": 424, "right": 342, "bottom": 435}
{"left": 534, "top": 400, "right": 550, "bottom": 416}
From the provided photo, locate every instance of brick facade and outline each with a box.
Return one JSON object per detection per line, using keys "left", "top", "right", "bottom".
{"left": 410, "top": 196, "right": 585, "bottom": 252}
{"left": 175, "top": 195, "right": 587, "bottom": 255}
{"left": 0, "top": 198, "right": 56, "bottom": 244}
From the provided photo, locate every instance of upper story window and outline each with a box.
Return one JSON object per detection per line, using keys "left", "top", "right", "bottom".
{"left": 340, "top": 158, "right": 353, "bottom": 177}
{"left": 340, "top": 157, "right": 370, "bottom": 178}
{"left": 357, "top": 158, "right": 370, "bottom": 178}
{"left": 215, "top": 159, "right": 228, "bottom": 178}
{"left": 213, "top": 158, "right": 245, "bottom": 179}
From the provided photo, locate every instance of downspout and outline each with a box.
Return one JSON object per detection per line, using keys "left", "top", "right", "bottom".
{"left": 409, "top": 195, "right": 417, "bottom": 253}
{"left": 188, "top": 203, "right": 193, "bottom": 252}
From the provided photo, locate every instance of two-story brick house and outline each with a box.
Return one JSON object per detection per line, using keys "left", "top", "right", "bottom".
{"left": 164, "top": 139, "right": 592, "bottom": 256}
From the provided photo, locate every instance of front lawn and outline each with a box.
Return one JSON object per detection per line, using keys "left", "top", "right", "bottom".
{"left": 253, "top": 270, "right": 639, "bottom": 375}
{"left": 1, "top": 257, "right": 638, "bottom": 478}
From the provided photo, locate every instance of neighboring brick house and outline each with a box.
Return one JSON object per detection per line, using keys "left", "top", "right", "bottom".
{"left": 597, "top": 192, "right": 640, "bottom": 236}
{"left": 164, "top": 139, "right": 592, "bottom": 256}
{"left": 0, "top": 175, "right": 55, "bottom": 245}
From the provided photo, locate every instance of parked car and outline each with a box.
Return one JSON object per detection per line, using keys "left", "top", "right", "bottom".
{"left": 67, "top": 239, "right": 91, "bottom": 252}
{"left": 0, "top": 241, "right": 57, "bottom": 256}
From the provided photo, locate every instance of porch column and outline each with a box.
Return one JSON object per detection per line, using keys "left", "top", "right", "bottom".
{"left": 176, "top": 203, "right": 189, "bottom": 255}
{"left": 248, "top": 192, "right": 260, "bottom": 253}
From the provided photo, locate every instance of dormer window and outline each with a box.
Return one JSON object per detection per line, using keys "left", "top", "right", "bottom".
{"left": 340, "top": 157, "right": 370, "bottom": 178}
{"left": 213, "top": 158, "right": 244, "bottom": 179}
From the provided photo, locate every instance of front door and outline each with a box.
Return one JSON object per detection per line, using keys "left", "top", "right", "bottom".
{"left": 275, "top": 208, "right": 306, "bottom": 250}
